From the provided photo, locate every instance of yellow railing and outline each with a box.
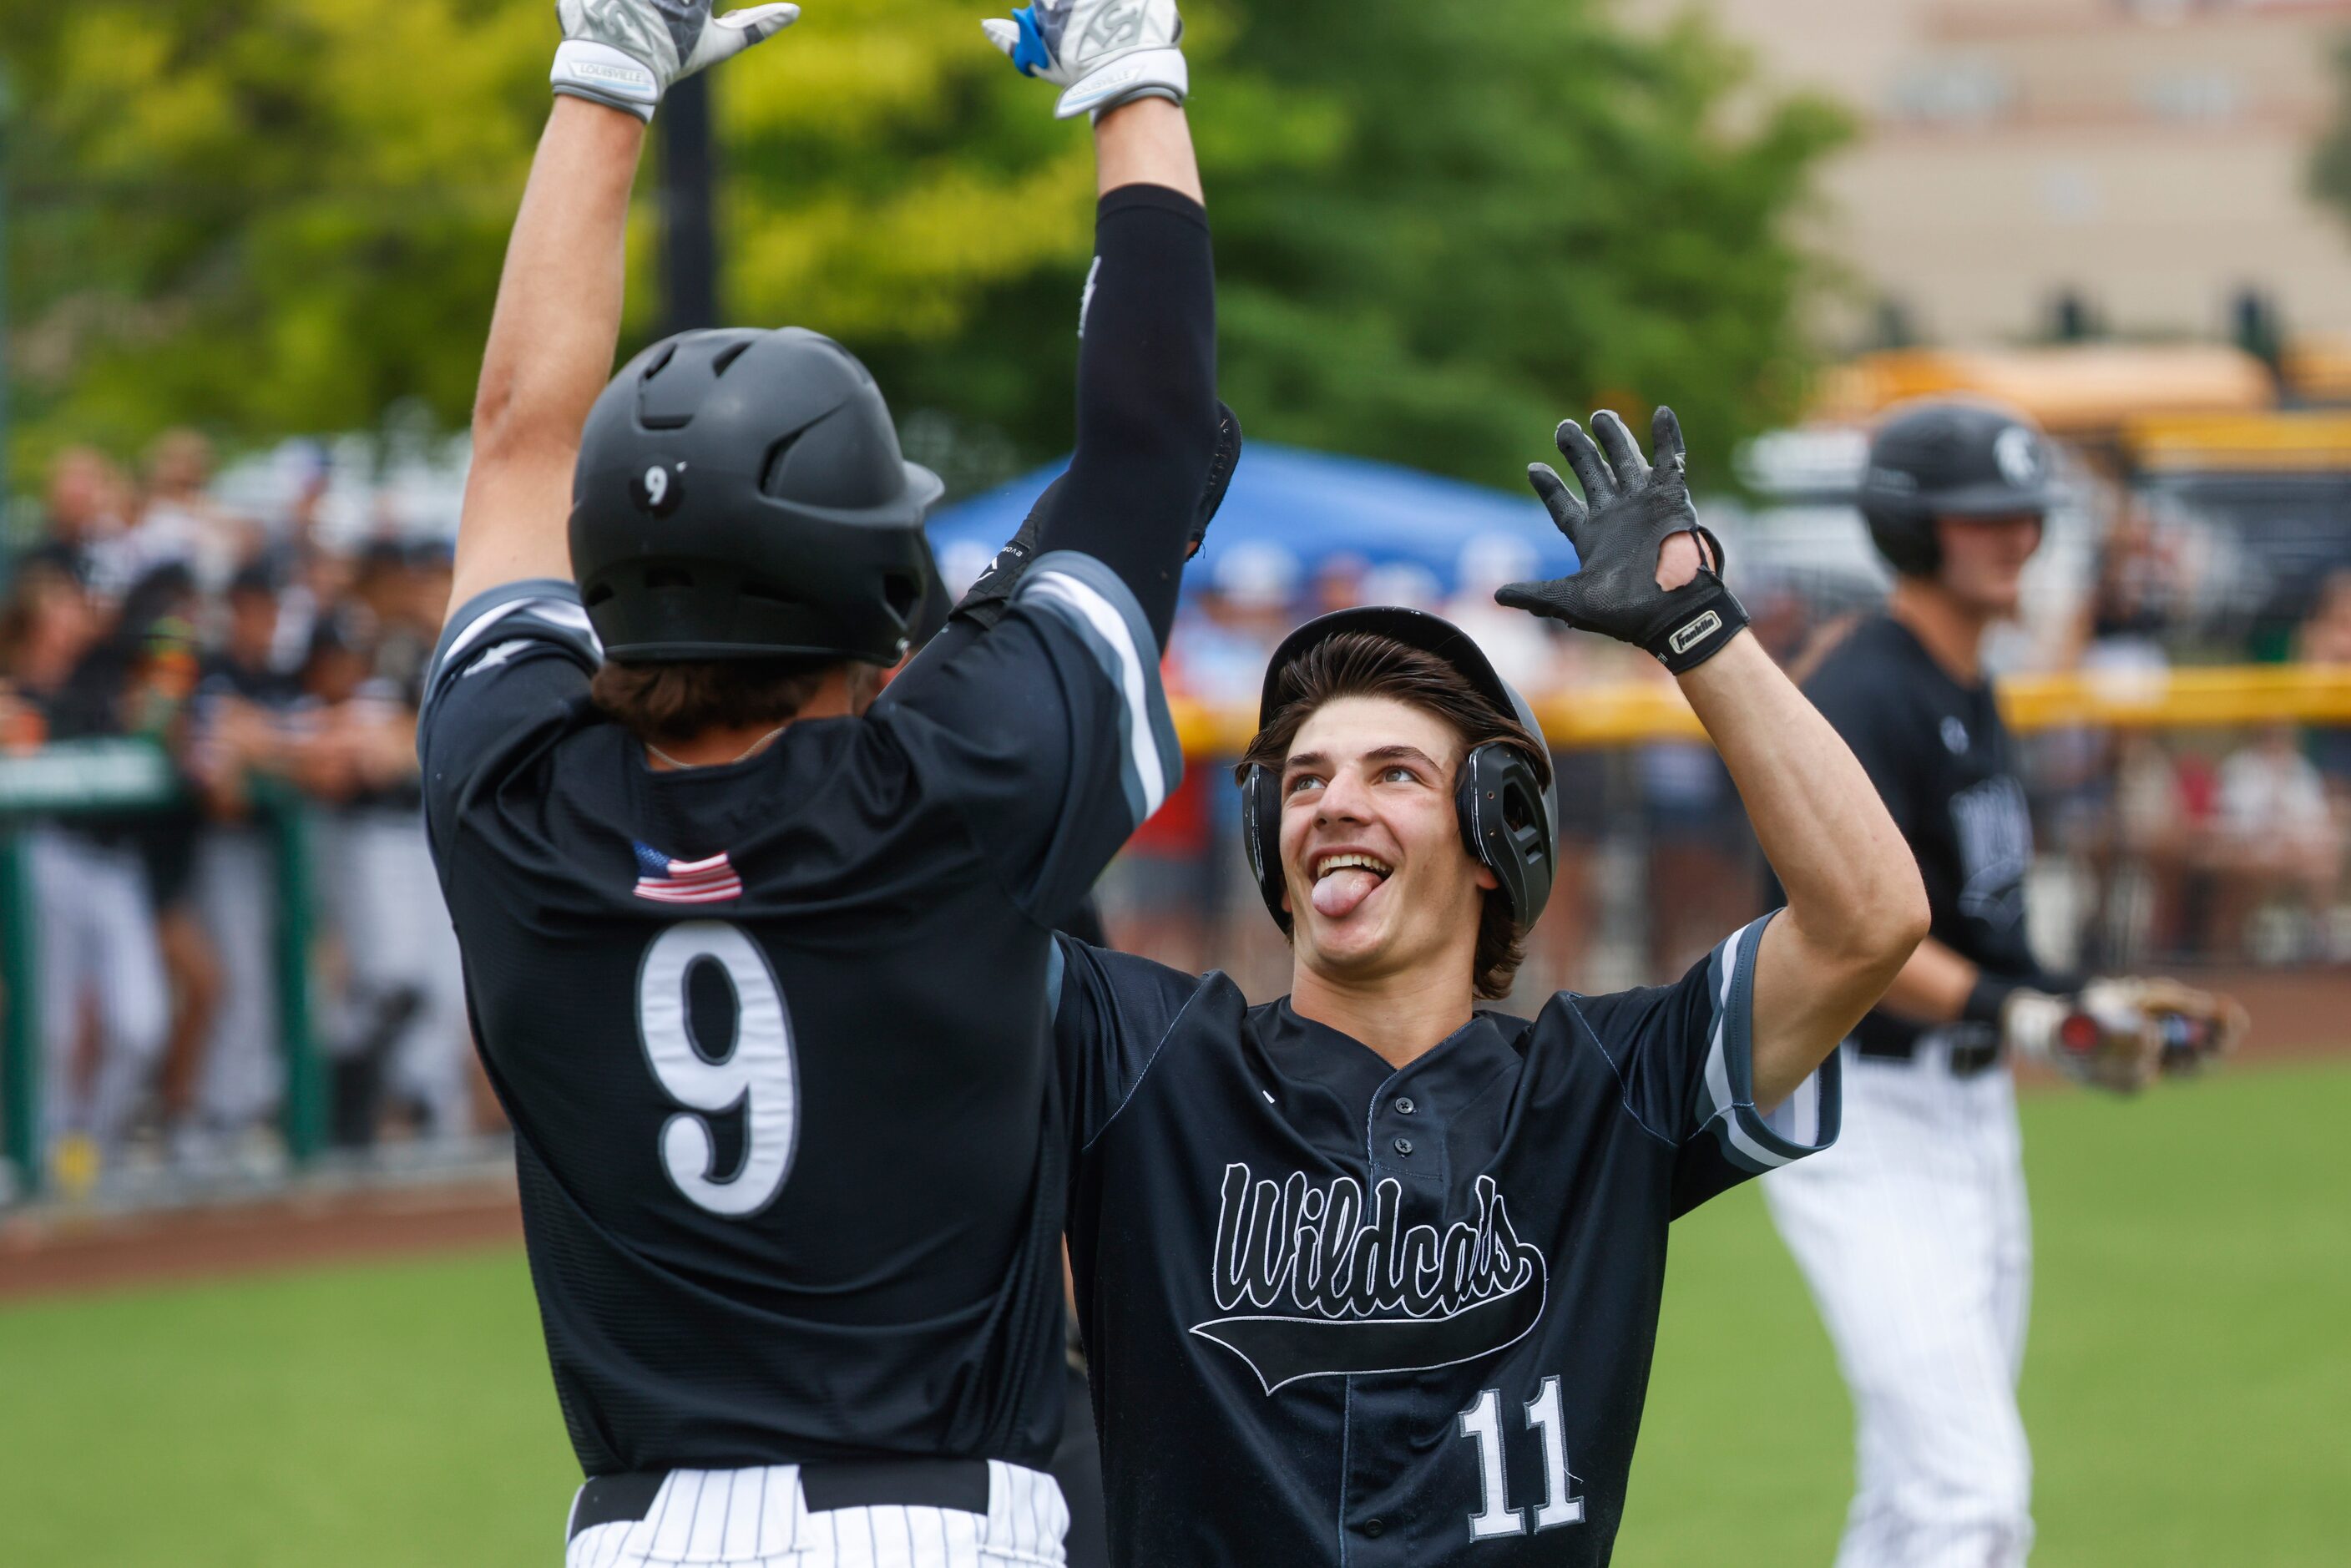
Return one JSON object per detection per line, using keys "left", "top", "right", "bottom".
{"left": 1168, "top": 665, "right": 2351, "bottom": 755}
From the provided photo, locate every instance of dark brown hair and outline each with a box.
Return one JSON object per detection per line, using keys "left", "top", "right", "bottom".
{"left": 590, "top": 657, "right": 839, "bottom": 746}
{"left": 1236, "top": 630, "right": 1550, "bottom": 1001}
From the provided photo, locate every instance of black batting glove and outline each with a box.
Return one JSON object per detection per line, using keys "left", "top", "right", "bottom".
{"left": 948, "top": 401, "right": 1242, "bottom": 634}
{"left": 947, "top": 477, "right": 1059, "bottom": 635}
{"left": 1495, "top": 407, "right": 1747, "bottom": 674}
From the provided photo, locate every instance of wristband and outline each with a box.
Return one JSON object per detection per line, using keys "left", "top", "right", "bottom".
{"left": 552, "top": 40, "right": 662, "bottom": 120}
{"left": 1963, "top": 972, "right": 2022, "bottom": 1027}
{"left": 1648, "top": 572, "right": 1750, "bottom": 674}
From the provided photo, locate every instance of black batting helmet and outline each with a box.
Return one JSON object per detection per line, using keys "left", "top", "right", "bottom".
{"left": 1241, "top": 606, "right": 1560, "bottom": 933}
{"left": 1858, "top": 399, "right": 2060, "bottom": 579}
{"left": 569, "top": 327, "right": 943, "bottom": 665}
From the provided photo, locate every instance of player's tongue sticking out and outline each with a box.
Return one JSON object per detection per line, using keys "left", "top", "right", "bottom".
{"left": 1311, "top": 856, "right": 1388, "bottom": 919}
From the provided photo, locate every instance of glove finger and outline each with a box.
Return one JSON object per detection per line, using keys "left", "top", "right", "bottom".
{"left": 2217, "top": 995, "right": 2251, "bottom": 1055}
{"left": 1590, "top": 409, "right": 1651, "bottom": 491}
{"left": 1526, "top": 463, "right": 1590, "bottom": 548}
{"left": 1651, "top": 406, "right": 1688, "bottom": 479}
{"left": 1494, "top": 580, "right": 1573, "bottom": 618}
{"left": 1552, "top": 421, "right": 1617, "bottom": 505}
{"left": 982, "top": 18, "right": 1021, "bottom": 58}
{"left": 715, "top": 4, "right": 801, "bottom": 43}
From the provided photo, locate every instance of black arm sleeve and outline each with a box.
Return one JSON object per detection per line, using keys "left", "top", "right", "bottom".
{"left": 1035, "top": 185, "right": 1218, "bottom": 650}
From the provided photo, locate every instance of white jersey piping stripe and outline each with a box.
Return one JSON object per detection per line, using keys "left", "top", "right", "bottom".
{"left": 438, "top": 592, "right": 598, "bottom": 682}
{"left": 1021, "top": 569, "right": 1168, "bottom": 819}
{"left": 1699, "top": 916, "right": 1823, "bottom": 1171}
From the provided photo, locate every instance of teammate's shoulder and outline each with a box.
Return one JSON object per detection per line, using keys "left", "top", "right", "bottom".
{"left": 1529, "top": 985, "right": 1616, "bottom": 1039}
{"left": 1012, "top": 549, "right": 1159, "bottom": 647}
{"left": 1052, "top": 933, "right": 1221, "bottom": 1014}
{"left": 429, "top": 577, "right": 600, "bottom": 693}
{"left": 1801, "top": 615, "right": 1938, "bottom": 728}
{"left": 1799, "top": 613, "right": 1906, "bottom": 687}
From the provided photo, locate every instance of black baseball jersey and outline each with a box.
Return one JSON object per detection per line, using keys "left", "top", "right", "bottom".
{"left": 417, "top": 551, "right": 1180, "bottom": 1478}
{"left": 1049, "top": 913, "right": 1838, "bottom": 1566}
{"left": 1797, "top": 615, "right": 2047, "bottom": 1054}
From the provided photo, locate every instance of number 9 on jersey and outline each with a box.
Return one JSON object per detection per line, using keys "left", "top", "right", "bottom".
{"left": 637, "top": 921, "right": 799, "bottom": 1217}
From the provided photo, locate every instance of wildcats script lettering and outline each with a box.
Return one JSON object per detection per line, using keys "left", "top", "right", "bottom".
{"left": 1192, "top": 1163, "right": 1550, "bottom": 1393}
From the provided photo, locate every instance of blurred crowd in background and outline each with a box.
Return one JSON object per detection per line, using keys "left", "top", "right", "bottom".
{"left": 1111, "top": 447, "right": 2351, "bottom": 1001}
{"left": 0, "top": 434, "right": 474, "bottom": 1196}
{"left": 3, "top": 419, "right": 2351, "bottom": 1199}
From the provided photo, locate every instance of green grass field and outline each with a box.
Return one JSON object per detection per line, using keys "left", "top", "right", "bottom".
{"left": 3, "top": 1062, "right": 2346, "bottom": 1566}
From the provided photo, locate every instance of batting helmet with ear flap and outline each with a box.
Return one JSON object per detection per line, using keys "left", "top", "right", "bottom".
{"left": 569, "top": 326, "right": 943, "bottom": 665}
{"left": 1241, "top": 606, "right": 1558, "bottom": 933}
{"left": 1858, "top": 399, "right": 2060, "bottom": 579}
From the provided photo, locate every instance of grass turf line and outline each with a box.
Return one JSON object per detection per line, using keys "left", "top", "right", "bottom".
{"left": 0, "top": 1061, "right": 2343, "bottom": 1565}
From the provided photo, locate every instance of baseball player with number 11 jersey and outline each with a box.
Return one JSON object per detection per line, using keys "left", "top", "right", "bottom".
{"left": 1045, "top": 408, "right": 1929, "bottom": 1565}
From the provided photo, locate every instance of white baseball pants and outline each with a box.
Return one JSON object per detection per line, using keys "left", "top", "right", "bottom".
{"left": 27, "top": 827, "right": 170, "bottom": 1150}
{"left": 1763, "top": 1039, "right": 2034, "bottom": 1568}
{"left": 192, "top": 827, "right": 282, "bottom": 1130}
{"left": 565, "top": 1461, "right": 1069, "bottom": 1568}
{"left": 320, "top": 807, "right": 472, "bottom": 1136}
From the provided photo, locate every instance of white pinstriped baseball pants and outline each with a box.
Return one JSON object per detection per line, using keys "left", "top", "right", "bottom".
{"left": 564, "top": 1461, "right": 1069, "bottom": 1568}
{"left": 1763, "top": 1041, "right": 2034, "bottom": 1568}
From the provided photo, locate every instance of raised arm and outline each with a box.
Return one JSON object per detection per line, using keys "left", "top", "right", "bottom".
{"left": 447, "top": 2, "right": 797, "bottom": 619}
{"left": 977, "top": 2, "right": 1219, "bottom": 649}
{"left": 1046, "top": 101, "right": 1217, "bottom": 647}
{"left": 1495, "top": 409, "right": 1929, "bottom": 1108}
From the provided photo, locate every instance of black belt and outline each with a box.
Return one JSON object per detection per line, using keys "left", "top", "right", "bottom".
{"left": 570, "top": 1459, "right": 992, "bottom": 1541}
{"left": 1853, "top": 1028, "right": 2002, "bottom": 1079}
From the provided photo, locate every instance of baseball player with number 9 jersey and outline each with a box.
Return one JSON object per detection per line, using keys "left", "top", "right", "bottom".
{"left": 422, "top": 1, "right": 1216, "bottom": 1562}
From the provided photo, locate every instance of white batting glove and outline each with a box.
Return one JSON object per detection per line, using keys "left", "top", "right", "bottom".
{"left": 553, "top": 0, "right": 801, "bottom": 123}
{"left": 981, "top": 0, "right": 1187, "bottom": 121}
{"left": 2002, "top": 982, "right": 2164, "bottom": 1095}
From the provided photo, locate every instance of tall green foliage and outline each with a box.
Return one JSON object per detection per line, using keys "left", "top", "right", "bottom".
{"left": 2, "top": 0, "right": 1844, "bottom": 491}
{"left": 1202, "top": 3, "right": 1852, "bottom": 488}
{"left": 2309, "top": 39, "right": 2351, "bottom": 245}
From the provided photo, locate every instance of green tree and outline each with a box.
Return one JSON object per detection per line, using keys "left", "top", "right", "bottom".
{"left": 5, "top": 1, "right": 549, "bottom": 465}
{"left": 828, "top": 1, "right": 1852, "bottom": 491}
{"left": 3, "top": 0, "right": 1844, "bottom": 495}
{"left": 0, "top": 0, "right": 1120, "bottom": 478}
{"left": 1205, "top": 3, "right": 1853, "bottom": 490}
{"left": 2310, "top": 39, "right": 2351, "bottom": 238}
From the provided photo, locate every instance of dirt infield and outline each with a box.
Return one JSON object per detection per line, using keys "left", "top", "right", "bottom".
{"left": 2181, "top": 966, "right": 2348, "bottom": 1060}
{"left": 0, "top": 967, "right": 2338, "bottom": 1306}
{"left": 0, "top": 1172, "right": 523, "bottom": 1303}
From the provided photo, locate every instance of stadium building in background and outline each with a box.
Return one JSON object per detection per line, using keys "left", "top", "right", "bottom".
{"left": 1640, "top": 0, "right": 2351, "bottom": 347}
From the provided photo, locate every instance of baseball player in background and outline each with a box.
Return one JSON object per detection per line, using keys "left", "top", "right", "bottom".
{"left": 418, "top": 1, "right": 1214, "bottom": 1564}
{"left": 1761, "top": 399, "right": 2247, "bottom": 1568}
{"left": 1039, "top": 409, "right": 1929, "bottom": 1565}
{"left": 184, "top": 562, "right": 306, "bottom": 1156}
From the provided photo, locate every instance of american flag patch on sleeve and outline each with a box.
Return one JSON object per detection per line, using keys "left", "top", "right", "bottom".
{"left": 633, "top": 842, "right": 742, "bottom": 904}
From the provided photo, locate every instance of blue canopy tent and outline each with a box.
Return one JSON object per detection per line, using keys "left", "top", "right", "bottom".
{"left": 925, "top": 444, "right": 1578, "bottom": 604}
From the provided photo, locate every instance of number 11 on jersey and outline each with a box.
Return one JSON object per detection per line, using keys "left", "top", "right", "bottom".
{"left": 1459, "top": 1377, "right": 1585, "bottom": 1540}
